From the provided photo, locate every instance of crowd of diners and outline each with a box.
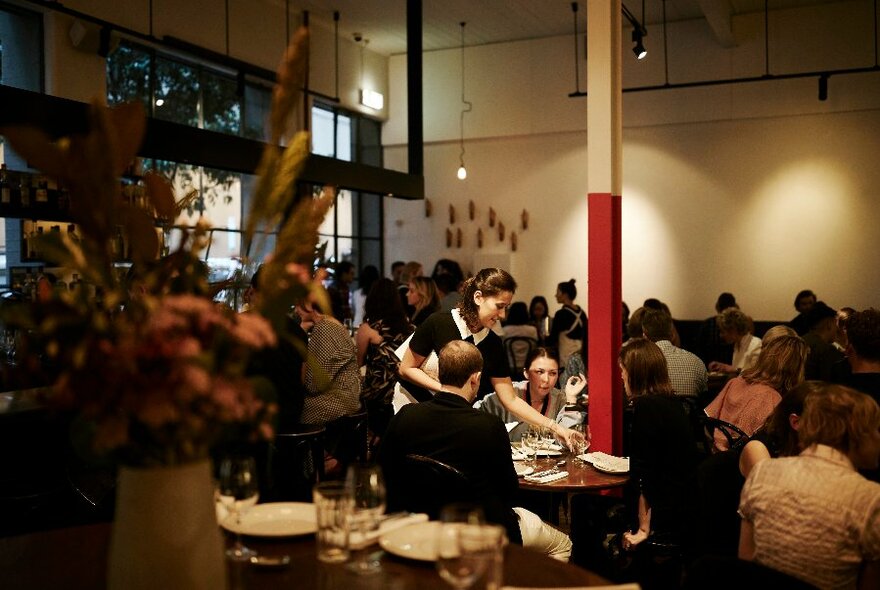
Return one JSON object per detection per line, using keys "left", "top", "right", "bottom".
{"left": 263, "top": 258, "right": 879, "bottom": 590}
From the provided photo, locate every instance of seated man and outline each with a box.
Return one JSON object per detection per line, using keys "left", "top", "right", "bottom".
{"left": 642, "top": 308, "right": 708, "bottom": 398}
{"left": 380, "top": 340, "right": 572, "bottom": 561}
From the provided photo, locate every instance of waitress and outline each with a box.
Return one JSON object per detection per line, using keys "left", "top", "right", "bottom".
{"left": 398, "top": 267, "right": 581, "bottom": 447}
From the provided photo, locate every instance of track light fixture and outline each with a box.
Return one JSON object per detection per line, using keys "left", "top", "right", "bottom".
{"left": 622, "top": 3, "right": 648, "bottom": 60}
{"left": 818, "top": 74, "right": 829, "bottom": 101}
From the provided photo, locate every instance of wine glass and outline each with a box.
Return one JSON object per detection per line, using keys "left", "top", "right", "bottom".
{"left": 435, "top": 504, "right": 492, "bottom": 590}
{"left": 520, "top": 427, "right": 537, "bottom": 469}
{"left": 218, "top": 455, "right": 260, "bottom": 562}
{"left": 345, "top": 463, "right": 386, "bottom": 575}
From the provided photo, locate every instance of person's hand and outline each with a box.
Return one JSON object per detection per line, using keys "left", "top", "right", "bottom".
{"left": 563, "top": 373, "right": 587, "bottom": 404}
{"left": 708, "top": 361, "right": 735, "bottom": 373}
{"left": 553, "top": 425, "right": 584, "bottom": 450}
{"left": 622, "top": 529, "right": 649, "bottom": 551}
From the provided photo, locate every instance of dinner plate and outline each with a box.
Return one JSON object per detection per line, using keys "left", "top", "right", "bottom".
{"left": 514, "top": 464, "right": 535, "bottom": 477}
{"left": 219, "top": 502, "right": 317, "bottom": 537}
{"left": 379, "top": 521, "right": 441, "bottom": 561}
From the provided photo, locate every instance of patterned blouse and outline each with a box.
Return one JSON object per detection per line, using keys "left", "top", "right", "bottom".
{"left": 301, "top": 317, "right": 362, "bottom": 425}
{"left": 361, "top": 319, "right": 413, "bottom": 405}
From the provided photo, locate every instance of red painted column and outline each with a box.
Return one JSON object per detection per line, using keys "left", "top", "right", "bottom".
{"left": 588, "top": 194, "right": 623, "bottom": 454}
{"left": 587, "top": 1, "right": 623, "bottom": 455}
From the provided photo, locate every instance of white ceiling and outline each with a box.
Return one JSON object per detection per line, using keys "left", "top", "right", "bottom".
{"left": 294, "top": 0, "right": 841, "bottom": 55}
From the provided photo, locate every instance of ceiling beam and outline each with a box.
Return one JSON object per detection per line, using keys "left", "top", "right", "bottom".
{"left": 698, "top": 0, "right": 738, "bottom": 48}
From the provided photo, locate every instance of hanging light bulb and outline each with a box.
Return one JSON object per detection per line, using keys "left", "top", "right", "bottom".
{"left": 456, "top": 22, "right": 472, "bottom": 180}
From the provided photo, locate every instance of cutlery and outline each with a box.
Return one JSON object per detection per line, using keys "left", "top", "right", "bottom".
{"left": 249, "top": 555, "right": 291, "bottom": 568}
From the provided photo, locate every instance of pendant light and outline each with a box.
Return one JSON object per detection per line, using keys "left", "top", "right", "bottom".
{"left": 457, "top": 22, "right": 472, "bottom": 180}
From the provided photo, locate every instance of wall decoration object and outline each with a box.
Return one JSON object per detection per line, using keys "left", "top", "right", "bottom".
{"left": 521, "top": 209, "right": 529, "bottom": 230}
{"left": 446, "top": 228, "right": 453, "bottom": 248}
{"left": 498, "top": 222, "right": 505, "bottom": 242}
{"left": 488, "top": 207, "right": 496, "bottom": 227}
{"left": 456, "top": 228, "right": 462, "bottom": 248}
{"left": 449, "top": 204, "right": 456, "bottom": 224}
{"left": 425, "top": 198, "right": 432, "bottom": 217}
{"left": 469, "top": 200, "right": 475, "bottom": 220}
{"left": 477, "top": 228, "right": 483, "bottom": 249}
{"left": 511, "top": 231, "right": 518, "bottom": 252}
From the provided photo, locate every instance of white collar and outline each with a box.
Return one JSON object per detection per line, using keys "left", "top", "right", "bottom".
{"left": 451, "top": 308, "right": 489, "bottom": 346}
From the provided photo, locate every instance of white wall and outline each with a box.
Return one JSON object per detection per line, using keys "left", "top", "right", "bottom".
{"left": 384, "top": 0, "right": 880, "bottom": 320}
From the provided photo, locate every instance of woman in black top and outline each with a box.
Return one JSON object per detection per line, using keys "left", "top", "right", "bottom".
{"left": 398, "top": 268, "right": 581, "bottom": 447}
{"left": 619, "top": 338, "right": 696, "bottom": 551}
{"left": 548, "top": 279, "right": 588, "bottom": 369}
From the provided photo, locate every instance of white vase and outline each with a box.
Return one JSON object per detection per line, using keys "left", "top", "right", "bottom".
{"left": 107, "top": 460, "right": 228, "bottom": 590}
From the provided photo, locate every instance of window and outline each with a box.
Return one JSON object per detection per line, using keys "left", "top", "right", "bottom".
{"left": 311, "top": 103, "right": 383, "bottom": 283}
{"left": 1, "top": 2, "right": 44, "bottom": 287}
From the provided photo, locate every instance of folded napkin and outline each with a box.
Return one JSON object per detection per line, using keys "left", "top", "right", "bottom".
{"left": 349, "top": 512, "right": 429, "bottom": 550}
{"left": 583, "top": 452, "right": 630, "bottom": 473}
{"left": 523, "top": 470, "right": 569, "bottom": 484}
{"left": 505, "top": 421, "right": 520, "bottom": 433}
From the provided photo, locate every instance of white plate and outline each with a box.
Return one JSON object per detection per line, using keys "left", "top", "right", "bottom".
{"left": 379, "top": 520, "right": 441, "bottom": 561}
{"left": 219, "top": 502, "right": 317, "bottom": 537}
{"left": 514, "top": 464, "right": 535, "bottom": 477}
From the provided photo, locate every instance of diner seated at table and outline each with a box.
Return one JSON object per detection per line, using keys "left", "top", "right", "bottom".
{"left": 475, "top": 346, "right": 586, "bottom": 440}
{"left": 640, "top": 308, "right": 708, "bottom": 398}
{"left": 738, "top": 384, "right": 880, "bottom": 589}
{"left": 694, "top": 381, "right": 822, "bottom": 559}
{"left": 801, "top": 300, "right": 846, "bottom": 382}
{"left": 380, "top": 340, "right": 572, "bottom": 561}
{"left": 705, "top": 334, "right": 808, "bottom": 452}
{"left": 406, "top": 275, "right": 441, "bottom": 327}
{"left": 708, "top": 307, "right": 761, "bottom": 375}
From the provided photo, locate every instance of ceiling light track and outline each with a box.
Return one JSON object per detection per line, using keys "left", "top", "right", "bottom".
{"left": 568, "top": 2, "right": 587, "bottom": 98}
{"left": 622, "top": 2, "right": 647, "bottom": 60}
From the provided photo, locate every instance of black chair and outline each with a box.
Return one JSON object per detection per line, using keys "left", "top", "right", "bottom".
{"left": 503, "top": 336, "right": 538, "bottom": 378}
{"left": 389, "top": 454, "right": 473, "bottom": 519}
{"left": 266, "top": 424, "right": 325, "bottom": 502}
{"left": 683, "top": 555, "right": 819, "bottom": 589}
{"left": 323, "top": 409, "right": 369, "bottom": 478}
{"left": 700, "top": 416, "right": 749, "bottom": 454}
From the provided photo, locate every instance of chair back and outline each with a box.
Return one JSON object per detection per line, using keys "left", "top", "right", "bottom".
{"left": 267, "top": 424, "right": 325, "bottom": 502}
{"left": 700, "top": 416, "right": 749, "bottom": 454}
{"left": 504, "top": 336, "right": 537, "bottom": 378}
{"left": 390, "top": 454, "right": 473, "bottom": 519}
{"left": 323, "top": 409, "right": 370, "bottom": 477}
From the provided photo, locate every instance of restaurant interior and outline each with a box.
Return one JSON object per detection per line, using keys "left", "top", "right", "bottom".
{"left": 1, "top": 0, "right": 879, "bottom": 589}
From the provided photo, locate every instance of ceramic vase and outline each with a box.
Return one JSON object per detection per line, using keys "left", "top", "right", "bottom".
{"left": 107, "top": 460, "right": 227, "bottom": 590}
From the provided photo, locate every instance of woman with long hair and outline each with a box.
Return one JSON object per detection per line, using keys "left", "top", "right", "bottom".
{"left": 477, "top": 347, "right": 586, "bottom": 439}
{"left": 356, "top": 278, "right": 414, "bottom": 435}
{"left": 705, "top": 334, "right": 809, "bottom": 452}
{"left": 619, "top": 338, "right": 696, "bottom": 552}
{"left": 739, "top": 384, "right": 880, "bottom": 589}
{"left": 398, "top": 268, "right": 582, "bottom": 446}
{"left": 406, "top": 275, "right": 441, "bottom": 326}
{"left": 529, "top": 296, "right": 551, "bottom": 344}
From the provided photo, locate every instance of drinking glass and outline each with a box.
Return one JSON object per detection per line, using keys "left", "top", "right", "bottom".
{"left": 218, "top": 455, "right": 260, "bottom": 561}
{"left": 520, "top": 427, "right": 537, "bottom": 469}
{"left": 435, "top": 505, "right": 494, "bottom": 590}
{"left": 345, "top": 463, "right": 386, "bottom": 575}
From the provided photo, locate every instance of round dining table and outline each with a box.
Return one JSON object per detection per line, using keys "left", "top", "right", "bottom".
{"left": 1, "top": 519, "right": 614, "bottom": 590}
{"left": 517, "top": 451, "right": 629, "bottom": 493}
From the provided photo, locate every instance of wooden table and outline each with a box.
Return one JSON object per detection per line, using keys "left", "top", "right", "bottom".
{"left": 518, "top": 452, "right": 629, "bottom": 493}
{"left": 1, "top": 521, "right": 614, "bottom": 590}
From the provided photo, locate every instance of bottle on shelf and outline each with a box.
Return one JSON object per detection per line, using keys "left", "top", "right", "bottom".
{"left": 35, "top": 175, "right": 49, "bottom": 204}
{"left": 19, "top": 174, "right": 31, "bottom": 209}
{"left": 0, "top": 164, "right": 11, "bottom": 206}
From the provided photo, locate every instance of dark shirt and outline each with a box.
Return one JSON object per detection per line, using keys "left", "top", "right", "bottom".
{"left": 695, "top": 315, "right": 733, "bottom": 366}
{"left": 843, "top": 372, "right": 880, "bottom": 483}
{"left": 246, "top": 317, "right": 307, "bottom": 432}
{"left": 379, "top": 392, "right": 522, "bottom": 543}
{"left": 548, "top": 305, "right": 588, "bottom": 364}
{"left": 789, "top": 313, "right": 811, "bottom": 336}
{"left": 409, "top": 311, "right": 510, "bottom": 397}
{"left": 630, "top": 394, "right": 697, "bottom": 538}
{"left": 326, "top": 280, "right": 352, "bottom": 322}
{"left": 802, "top": 332, "right": 845, "bottom": 382}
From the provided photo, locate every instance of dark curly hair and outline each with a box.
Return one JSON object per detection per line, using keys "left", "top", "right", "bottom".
{"left": 457, "top": 268, "right": 517, "bottom": 333}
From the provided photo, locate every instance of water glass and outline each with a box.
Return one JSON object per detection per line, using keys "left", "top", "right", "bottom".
{"left": 345, "top": 463, "right": 386, "bottom": 575}
{"left": 436, "top": 523, "right": 505, "bottom": 590}
{"left": 313, "top": 481, "right": 353, "bottom": 563}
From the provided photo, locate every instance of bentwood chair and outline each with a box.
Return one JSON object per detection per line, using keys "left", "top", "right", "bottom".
{"left": 504, "top": 336, "right": 538, "bottom": 378}
{"left": 323, "top": 409, "right": 370, "bottom": 478}
{"left": 267, "top": 424, "right": 325, "bottom": 502}
{"left": 700, "top": 416, "right": 749, "bottom": 454}
{"left": 391, "top": 454, "right": 473, "bottom": 519}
